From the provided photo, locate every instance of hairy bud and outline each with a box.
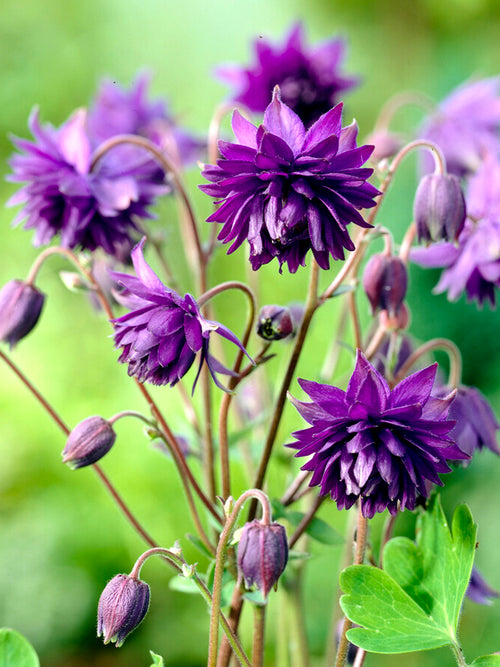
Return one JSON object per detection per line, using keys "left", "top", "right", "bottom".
{"left": 362, "top": 254, "right": 408, "bottom": 316}
{"left": 413, "top": 173, "right": 466, "bottom": 243}
{"left": 0, "top": 280, "right": 45, "bottom": 348}
{"left": 257, "top": 305, "right": 294, "bottom": 341}
{"left": 97, "top": 574, "right": 150, "bottom": 647}
{"left": 237, "top": 520, "right": 288, "bottom": 598}
{"left": 62, "top": 416, "right": 116, "bottom": 469}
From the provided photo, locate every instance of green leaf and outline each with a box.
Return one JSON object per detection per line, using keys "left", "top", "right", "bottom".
{"left": 304, "top": 516, "right": 344, "bottom": 545}
{"left": 341, "top": 566, "right": 451, "bottom": 653}
{"left": 186, "top": 533, "right": 214, "bottom": 559}
{"left": 149, "top": 650, "right": 165, "bottom": 666}
{"left": 168, "top": 575, "right": 199, "bottom": 594}
{"left": 0, "top": 628, "right": 40, "bottom": 667}
{"left": 470, "top": 656, "right": 500, "bottom": 666}
{"left": 340, "top": 495, "right": 477, "bottom": 654}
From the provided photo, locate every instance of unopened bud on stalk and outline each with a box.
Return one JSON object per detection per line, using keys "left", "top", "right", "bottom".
{"left": 0, "top": 279, "right": 45, "bottom": 348}
{"left": 62, "top": 416, "right": 116, "bottom": 469}
{"left": 413, "top": 173, "right": 466, "bottom": 243}
{"left": 97, "top": 573, "right": 150, "bottom": 647}
{"left": 237, "top": 519, "right": 288, "bottom": 598}
{"left": 257, "top": 305, "right": 294, "bottom": 341}
{"left": 362, "top": 254, "right": 408, "bottom": 316}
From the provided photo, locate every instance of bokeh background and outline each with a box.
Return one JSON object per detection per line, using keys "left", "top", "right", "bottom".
{"left": 1, "top": 0, "right": 500, "bottom": 665}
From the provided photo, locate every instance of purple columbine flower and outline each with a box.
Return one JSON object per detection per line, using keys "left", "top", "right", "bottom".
{"left": 97, "top": 573, "right": 150, "bottom": 647}
{"left": 419, "top": 77, "right": 500, "bottom": 177}
{"left": 288, "top": 350, "right": 467, "bottom": 518}
{"left": 433, "top": 385, "right": 500, "bottom": 459}
{"left": 111, "top": 238, "right": 251, "bottom": 390}
{"left": 216, "top": 23, "right": 358, "bottom": 127}
{"left": 87, "top": 73, "right": 204, "bottom": 167}
{"left": 466, "top": 566, "right": 499, "bottom": 606}
{"left": 7, "top": 108, "right": 168, "bottom": 258}
{"left": 411, "top": 154, "right": 500, "bottom": 307}
{"left": 201, "top": 89, "right": 379, "bottom": 273}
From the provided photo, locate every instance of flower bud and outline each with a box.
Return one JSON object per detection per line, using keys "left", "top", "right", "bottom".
{"left": 62, "top": 416, "right": 116, "bottom": 469}
{"left": 237, "top": 519, "right": 288, "bottom": 598}
{"left": 413, "top": 173, "right": 466, "bottom": 243}
{"left": 362, "top": 254, "right": 408, "bottom": 316}
{"left": 0, "top": 279, "right": 45, "bottom": 348}
{"left": 257, "top": 305, "right": 294, "bottom": 341}
{"left": 97, "top": 574, "right": 150, "bottom": 647}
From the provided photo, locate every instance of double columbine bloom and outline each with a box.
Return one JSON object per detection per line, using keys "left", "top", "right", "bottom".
{"left": 201, "top": 89, "right": 379, "bottom": 273}
{"left": 289, "top": 351, "right": 467, "bottom": 518}
{"left": 111, "top": 239, "right": 250, "bottom": 390}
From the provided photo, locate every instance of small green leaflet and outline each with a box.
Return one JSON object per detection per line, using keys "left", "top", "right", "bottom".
{"left": 0, "top": 628, "right": 40, "bottom": 667}
{"left": 470, "top": 656, "right": 500, "bottom": 666}
{"left": 271, "top": 500, "right": 343, "bottom": 546}
{"left": 340, "top": 495, "right": 476, "bottom": 654}
{"left": 149, "top": 650, "right": 165, "bottom": 666}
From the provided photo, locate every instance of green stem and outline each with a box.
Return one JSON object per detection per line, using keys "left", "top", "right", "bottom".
{"left": 451, "top": 642, "right": 468, "bottom": 667}
{"left": 252, "top": 605, "right": 266, "bottom": 667}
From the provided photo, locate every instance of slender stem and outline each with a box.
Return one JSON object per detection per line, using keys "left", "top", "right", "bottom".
{"left": 107, "top": 410, "right": 155, "bottom": 427}
{"left": 380, "top": 513, "right": 398, "bottom": 568}
{"left": 207, "top": 490, "right": 272, "bottom": 667}
{"left": 373, "top": 90, "right": 436, "bottom": 134}
{"left": 364, "top": 323, "right": 387, "bottom": 361}
{"left": 0, "top": 349, "right": 160, "bottom": 550}
{"left": 451, "top": 642, "right": 468, "bottom": 667}
{"left": 348, "top": 290, "right": 362, "bottom": 351}
{"left": 335, "top": 508, "right": 369, "bottom": 667}
{"left": 320, "top": 232, "right": 369, "bottom": 303}
{"left": 399, "top": 222, "right": 417, "bottom": 263}
{"left": 288, "top": 496, "right": 325, "bottom": 549}
{"left": 392, "top": 337, "right": 462, "bottom": 387}
{"left": 250, "top": 260, "right": 320, "bottom": 511}
{"left": 252, "top": 605, "right": 266, "bottom": 667}
{"left": 280, "top": 470, "right": 311, "bottom": 507}
{"left": 352, "top": 648, "right": 367, "bottom": 667}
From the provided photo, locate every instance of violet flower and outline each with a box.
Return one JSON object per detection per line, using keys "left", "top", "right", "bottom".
{"left": 87, "top": 73, "right": 204, "bottom": 167}
{"left": 217, "top": 23, "right": 358, "bottom": 127}
{"left": 111, "top": 238, "right": 251, "bottom": 390}
{"left": 419, "top": 77, "right": 500, "bottom": 177}
{"left": 201, "top": 89, "right": 379, "bottom": 273}
{"left": 7, "top": 109, "right": 168, "bottom": 258}
{"left": 289, "top": 350, "right": 467, "bottom": 518}
{"left": 411, "top": 154, "right": 500, "bottom": 307}
{"left": 466, "top": 566, "right": 499, "bottom": 606}
{"left": 97, "top": 574, "right": 150, "bottom": 647}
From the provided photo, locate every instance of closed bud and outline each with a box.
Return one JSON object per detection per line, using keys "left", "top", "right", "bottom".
{"left": 0, "top": 279, "right": 45, "bottom": 348}
{"left": 237, "top": 519, "right": 288, "bottom": 598}
{"left": 257, "top": 305, "right": 294, "bottom": 341}
{"left": 62, "top": 416, "right": 116, "bottom": 469}
{"left": 362, "top": 254, "right": 408, "bottom": 316}
{"left": 413, "top": 173, "right": 466, "bottom": 243}
{"left": 97, "top": 574, "right": 150, "bottom": 647}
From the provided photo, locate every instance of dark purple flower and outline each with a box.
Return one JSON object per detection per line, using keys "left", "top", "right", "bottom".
{"left": 7, "top": 109, "right": 168, "bottom": 258}
{"left": 289, "top": 350, "right": 467, "bottom": 518}
{"left": 419, "top": 77, "right": 500, "bottom": 177}
{"left": 201, "top": 89, "right": 379, "bottom": 273}
{"left": 433, "top": 385, "right": 500, "bottom": 459}
{"left": 217, "top": 23, "right": 358, "bottom": 127}
{"left": 97, "top": 573, "right": 150, "bottom": 647}
{"left": 257, "top": 304, "right": 294, "bottom": 341}
{"left": 62, "top": 416, "right": 117, "bottom": 469}
{"left": 411, "top": 154, "right": 500, "bottom": 307}
{"left": 466, "top": 566, "right": 499, "bottom": 606}
{"left": 0, "top": 279, "right": 45, "bottom": 348}
{"left": 111, "top": 238, "right": 251, "bottom": 390}
{"left": 237, "top": 519, "right": 288, "bottom": 598}
{"left": 87, "top": 73, "right": 204, "bottom": 167}
{"left": 362, "top": 254, "right": 408, "bottom": 316}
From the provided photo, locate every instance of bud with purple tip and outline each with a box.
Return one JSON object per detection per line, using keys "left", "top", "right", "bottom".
{"left": 0, "top": 279, "right": 45, "bottom": 348}
{"left": 237, "top": 519, "right": 288, "bottom": 598}
{"left": 62, "top": 416, "right": 117, "bottom": 469}
{"left": 97, "top": 573, "right": 150, "bottom": 647}
{"left": 257, "top": 305, "right": 294, "bottom": 341}
{"left": 413, "top": 172, "right": 466, "bottom": 243}
{"left": 362, "top": 254, "right": 408, "bottom": 316}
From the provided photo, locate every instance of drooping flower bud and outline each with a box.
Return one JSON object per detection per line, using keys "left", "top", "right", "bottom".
{"left": 413, "top": 173, "right": 466, "bottom": 243}
{"left": 0, "top": 280, "right": 45, "bottom": 348}
{"left": 362, "top": 254, "right": 408, "bottom": 316}
{"left": 97, "top": 573, "right": 150, "bottom": 647}
{"left": 257, "top": 305, "right": 294, "bottom": 341}
{"left": 237, "top": 519, "right": 288, "bottom": 598}
{"left": 62, "top": 416, "right": 117, "bottom": 469}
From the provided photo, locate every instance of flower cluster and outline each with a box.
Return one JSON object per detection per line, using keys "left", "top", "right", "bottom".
{"left": 289, "top": 351, "right": 467, "bottom": 518}
{"left": 201, "top": 89, "right": 379, "bottom": 273}
{"left": 111, "top": 239, "right": 250, "bottom": 390}
{"left": 217, "top": 23, "right": 358, "bottom": 127}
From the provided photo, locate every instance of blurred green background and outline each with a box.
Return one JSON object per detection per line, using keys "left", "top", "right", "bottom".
{"left": 1, "top": 0, "right": 500, "bottom": 665}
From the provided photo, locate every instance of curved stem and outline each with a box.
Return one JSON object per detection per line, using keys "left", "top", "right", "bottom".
{"left": 107, "top": 410, "right": 155, "bottom": 427}
{"left": 335, "top": 508, "right": 369, "bottom": 667}
{"left": 392, "top": 337, "right": 462, "bottom": 388}
{"left": 288, "top": 495, "right": 325, "bottom": 549}
{"left": 389, "top": 138, "right": 447, "bottom": 176}
{"left": 399, "top": 222, "right": 417, "bottom": 264}
{"left": 280, "top": 470, "right": 312, "bottom": 507}
{"left": 373, "top": 90, "right": 436, "bottom": 134}
{"left": 207, "top": 490, "right": 272, "bottom": 667}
